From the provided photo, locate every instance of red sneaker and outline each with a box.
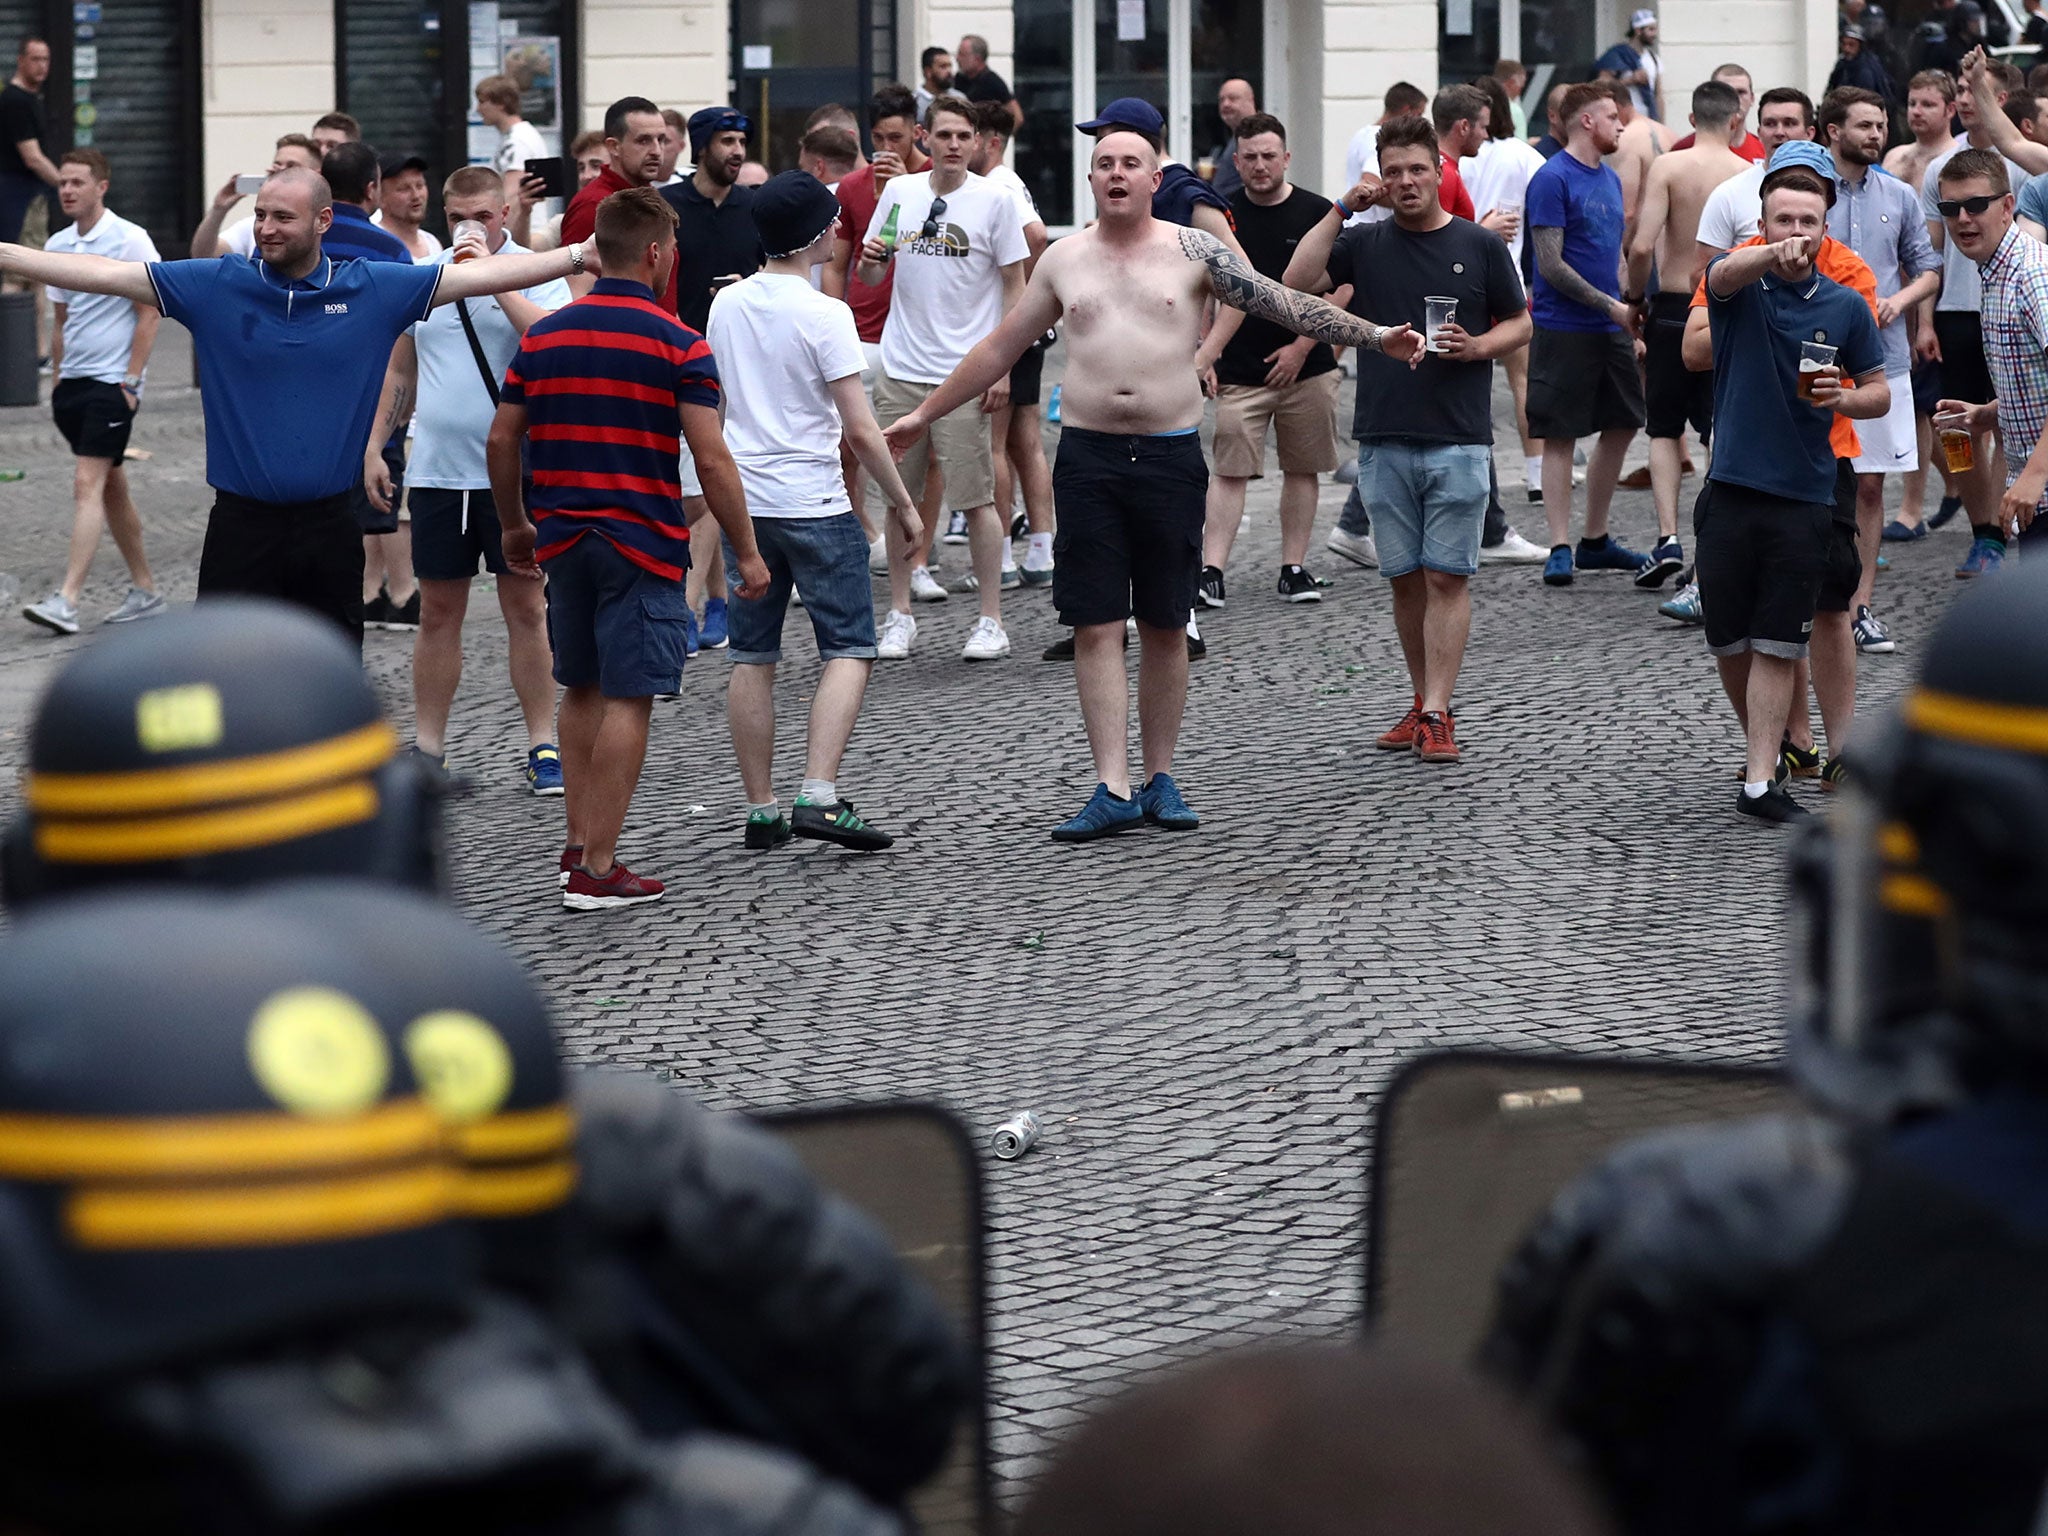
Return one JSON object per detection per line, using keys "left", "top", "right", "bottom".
{"left": 1377, "top": 696, "right": 1424, "bottom": 751}
{"left": 558, "top": 844, "right": 583, "bottom": 889}
{"left": 562, "top": 861, "right": 665, "bottom": 911}
{"left": 1414, "top": 710, "right": 1460, "bottom": 763}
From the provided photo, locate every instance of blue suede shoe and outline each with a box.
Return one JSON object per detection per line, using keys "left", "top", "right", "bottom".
{"left": 700, "top": 596, "right": 729, "bottom": 650}
{"left": 1881, "top": 518, "right": 1927, "bottom": 542}
{"left": 1050, "top": 783, "right": 1144, "bottom": 842}
{"left": 1542, "top": 545, "right": 1574, "bottom": 586}
{"left": 1956, "top": 537, "right": 2005, "bottom": 579}
{"left": 1138, "top": 772, "right": 1200, "bottom": 830}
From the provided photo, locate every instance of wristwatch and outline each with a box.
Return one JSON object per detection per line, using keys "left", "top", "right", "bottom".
{"left": 122, "top": 374, "right": 143, "bottom": 393}
{"left": 568, "top": 241, "right": 586, "bottom": 275}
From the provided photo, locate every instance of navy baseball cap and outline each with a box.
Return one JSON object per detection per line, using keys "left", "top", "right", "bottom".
{"left": 378, "top": 152, "right": 429, "bottom": 180}
{"left": 1076, "top": 97, "right": 1165, "bottom": 139}
{"left": 689, "top": 106, "right": 752, "bottom": 154}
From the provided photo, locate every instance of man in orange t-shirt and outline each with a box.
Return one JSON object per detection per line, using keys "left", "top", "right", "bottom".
{"left": 1683, "top": 231, "right": 1880, "bottom": 781}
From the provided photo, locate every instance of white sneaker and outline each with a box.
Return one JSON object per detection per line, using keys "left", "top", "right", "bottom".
{"left": 23, "top": 590, "right": 78, "bottom": 635}
{"left": 1325, "top": 529, "right": 1378, "bottom": 568}
{"left": 869, "top": 535, "right": 890, "bottom": 573}
{"left": 1479, "top": 527, "right": 1550, "bottom": 564}
{"left": 909, "top": 566, "right": 948, "bottom": 603}
{"left": 876, "top": 609, "right": 916, "bottom": 658}
{"left": 943, "top": 508, "right": 969, "bottom": 544}
{"left": 961, "top": 615, "right": 1011, "bottom": 660}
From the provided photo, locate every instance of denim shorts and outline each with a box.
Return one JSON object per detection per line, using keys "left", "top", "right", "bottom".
{"left": 542, "top": 531, "right": 691, "bottom": 698}
{"left": 1356, "top": 440, "right": 1490, "bottom": 577}
{"left": 722, "top": 513, "right": 878, "bottom": 665}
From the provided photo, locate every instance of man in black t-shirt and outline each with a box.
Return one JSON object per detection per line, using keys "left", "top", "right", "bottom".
{"left": 956, "top": 34, "right": 1021, "bottom": 130}
{"left": 1199, "top": 113, "right": 1341, "bottom": 608}
{"left": 0, "top": 36, "right": 59, "bottom": 246}
{"left": 1286, "top": 114, "right": 1529, "bottom": 765}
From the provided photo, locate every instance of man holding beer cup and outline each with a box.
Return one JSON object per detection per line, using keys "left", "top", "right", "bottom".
{"left": 1932, "top": 149, "right": 2048, "bottom": 550}
{"left": 1698, "top": 150, "right": 1885, "bottom": 823}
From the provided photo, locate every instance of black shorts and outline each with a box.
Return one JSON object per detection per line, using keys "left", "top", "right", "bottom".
{"left": 51, "top": 377, "right": 135, "bottom": 461}
{"left": 1008, "top": 332, "right": 1050, "bottom": 408}
{"left": 350, "top": 438, "right": 408, "bottom": 535}
{"left": 410, "top": 488, "right": 509, "bottom": 580}
{"left": 1818, "top": 459, "right": 1862, "bottom": 613}
{"left": 1644, "top": 293, "right": 1712, "bottom": 441}
{"left": 1933, "top": 311, "right": 1993, "bottom": 408}
{"left": 1692, "top": 478, "right": 1831, "bottom": 660}
{"left": 1051, "top": 427, "right": 1206, "bottom": 629}
{"left": 1527, "top": 326, "right": 1647, "bottom": 440}
{"left": 197, "top": 490, "right": 365, "bottom": 648}
{"left": 1911, "top": 356, "right": 1943, "bottom": 418}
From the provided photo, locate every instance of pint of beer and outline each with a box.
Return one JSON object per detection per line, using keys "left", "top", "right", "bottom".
{"left": 1797, "top": 341, "right": 1838, "bottom": 403}
{"left": 1196, "top": 156, "right": 1217, "bottom": 182}
{"left": 451, "top": 219, "right": 489, "bottom": 261}
{"left": 1936, "top": 410, "right": 1976, "bottom": 473}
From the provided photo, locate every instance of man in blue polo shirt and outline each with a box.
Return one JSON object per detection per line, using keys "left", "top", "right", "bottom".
{"left": 0, "top": 165, "right": 600, "bottom": 645}
{"left": 1699, "top": 156, "right": 1886, "bottom": 825}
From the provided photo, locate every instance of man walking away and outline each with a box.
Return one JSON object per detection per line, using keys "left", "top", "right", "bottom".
{"left": 1625, "top": 78, "right": 1752, "bottom": 586}
{"left": 1201, "top": 112, "right": 1342, "bottom": 608}
{"left": 1699, "top": 160, "right": 1885, "bottom": 823}
{"left": 1524, "top": 83, "right": 1651, "bottom": 585}
{"left": 24, "top": 149, "right": 163, "bottom": 635}
{"left": 885, "top": 126, "right": 1421, "bottom": 840}
{"left": 1820, "top": 85, "right": 1940, "bottom": 655}
{"left": 490, "top": 187, "right": 769, "bottom": 910}
{"left": 363, "top": 166, "right": 570, "bottom": 788}
{"left": 0, "top": 165, "right": 603, "bottom": 646}
{"left": 857, "top": 95, "right": 1029, "bottom": 661}
{"left": 709, "top": 174, "right": 923, "bottom": 853}
{"left": 0, "top": 37, "right": 58, "bottom": 244}
{"left": 1287, "top": 114, "right": 1528, "bottom": 764}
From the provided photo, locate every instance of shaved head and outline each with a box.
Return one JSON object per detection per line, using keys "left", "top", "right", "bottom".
{"left": 262, "top": 167, "right": 332, "bottom": 217}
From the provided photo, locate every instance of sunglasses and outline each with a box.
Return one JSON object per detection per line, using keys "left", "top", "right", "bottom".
{"left": 919, "top": 196, "right": 949, "bottom": 241}
{"left": 1936, "top": 194, "right": 2001, "bottom": 217}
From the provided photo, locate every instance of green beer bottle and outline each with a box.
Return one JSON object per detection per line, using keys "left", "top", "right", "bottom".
{"left": 878, "top": 202, "right": 900, "bottom": 251}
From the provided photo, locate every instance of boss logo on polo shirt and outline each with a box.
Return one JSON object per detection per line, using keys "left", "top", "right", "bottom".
{"left": 325, "top": 302, "right": 349, "bottom": 315}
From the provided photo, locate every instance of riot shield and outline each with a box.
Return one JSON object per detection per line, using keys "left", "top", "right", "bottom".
{"left": 763, "top": 1102, "right": 992, "bottom": 1536}
{"left": 1366, "top": 1051, "right": 1791, "bottom": 1367}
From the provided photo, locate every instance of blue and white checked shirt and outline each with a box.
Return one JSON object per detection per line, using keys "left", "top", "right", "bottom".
{"left": 1980, "top": 223, "right": 2048, "bottom": 517}
{"left": 1827, "top": 164, "right": 1939, "bottom": 378}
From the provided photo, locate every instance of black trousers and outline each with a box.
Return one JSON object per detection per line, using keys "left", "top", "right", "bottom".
{"left": 197, "top": 490, "right": 365, "bottom": 649}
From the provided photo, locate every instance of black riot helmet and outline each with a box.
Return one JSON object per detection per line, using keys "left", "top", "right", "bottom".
{"left": 1790, "top": 561, "right": 2048, "bottom": 1116}
{"left": 2, "top": 599, "right": 444, "bottom": 908}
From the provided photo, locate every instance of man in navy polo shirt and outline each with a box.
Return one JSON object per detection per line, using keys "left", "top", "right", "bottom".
{"left": 0, "top": 165, "right": 599, "bottom": 646}
{"left": 490, "top": 186, "right": 770, "bottom": 912}
{"left": 1699, "top": 157, "right": 1886, "bottom": 825}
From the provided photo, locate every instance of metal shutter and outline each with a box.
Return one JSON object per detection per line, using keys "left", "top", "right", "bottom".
{"left": 67, "top": 0, "right": 197, "bottom": 256}
{"left": 339, "top": 0, "right": 448, "bottom": 171}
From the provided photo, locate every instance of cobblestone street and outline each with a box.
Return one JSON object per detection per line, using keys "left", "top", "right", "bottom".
{"left": 0, "top": 331, "right": 1959, "bottom": 1498}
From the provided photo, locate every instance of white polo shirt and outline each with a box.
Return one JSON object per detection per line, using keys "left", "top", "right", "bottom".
{"left": 45, "top": 206, "right": 161, "bottom": 385}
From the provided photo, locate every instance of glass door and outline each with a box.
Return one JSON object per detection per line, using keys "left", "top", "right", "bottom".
{"left": 732, "top": 0, "right": 869, "bottom": 172}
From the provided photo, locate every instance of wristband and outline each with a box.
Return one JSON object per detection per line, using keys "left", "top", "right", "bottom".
{"left": 568, "top": 241, "right": 586, "bottom": 275}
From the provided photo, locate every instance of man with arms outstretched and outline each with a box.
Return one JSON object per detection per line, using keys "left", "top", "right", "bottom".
{"left": 0, "top": 164, "right": 602, "bottom": 646}
{"left": 884, "top": 127, "right": 1420, "bottom": 841}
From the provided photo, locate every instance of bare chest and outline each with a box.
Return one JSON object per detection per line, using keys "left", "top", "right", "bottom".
{"left": 1059, "top": 251, "right": 1201, "bottom": 346}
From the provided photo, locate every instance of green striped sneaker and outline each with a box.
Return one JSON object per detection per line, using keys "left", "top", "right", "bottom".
{"left": 744, "top": 810, "right": 793, "bottom": 850}
{"left": 792, "top": 797, "right": 893, "bottom": 851}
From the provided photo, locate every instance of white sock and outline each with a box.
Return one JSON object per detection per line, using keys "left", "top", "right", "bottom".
{"left": 1027, "top": 532, "right": 1054, "bottom": 565}
{"left": 1743, "top": 780, "right": 1771, "bottom": 798}
{"left": 1525, "top": 455, "right": 1543, "bottom": 489}
{"left": 1001, "top": 541, "right": 1018, "bottom": 572}
{"left": 749, "top": 799, "right": 779, "bottom": 818}
{"left": 799, "top": 778, "right": 836, "bottom": 805}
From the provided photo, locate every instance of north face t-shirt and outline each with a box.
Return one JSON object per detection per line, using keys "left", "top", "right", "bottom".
{"left": 865, "top": 170, "right": 1029, "bottom": 384}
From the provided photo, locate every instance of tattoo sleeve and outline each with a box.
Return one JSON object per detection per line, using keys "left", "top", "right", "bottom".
{"left": 1531, "top": 226, "right": 1618, "bottom": 318}
{"left": 1178, "top": 227, "right": 1385, "bottom": 352}
{"left": 383, "top": 382, "right": 414, "bottom": 433}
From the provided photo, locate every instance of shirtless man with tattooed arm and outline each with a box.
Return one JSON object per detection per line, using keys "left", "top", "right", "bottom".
{"left": 884, "top": 128, "right": 1421, "bottom": 842}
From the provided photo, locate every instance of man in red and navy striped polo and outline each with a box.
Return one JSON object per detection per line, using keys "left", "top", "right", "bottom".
{"left": 489, "top": 185, "right": 768, "bottom": 912}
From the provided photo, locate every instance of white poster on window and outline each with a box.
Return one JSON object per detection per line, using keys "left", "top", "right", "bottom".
{"left": 1116, "top": 0, "right": 1145, "bottom": 41}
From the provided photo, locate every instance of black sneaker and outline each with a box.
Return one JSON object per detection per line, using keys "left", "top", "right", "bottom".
{"left": 1820, "top": 756, "right": 1848, "bottom": 790}
{"left": 362, "top": 590, "right": 396, "bottom": 629}
{"left": 1277, "top": 565, "right": 1322, "bottom": 603}
{"left": 1042, "top": 633, "right": 1075, "bottom": 661}
{"left": 1009, "top": 510, "right": 1028, "bottom": 541}
{"left": 1778, "top": 738, "right": 1821, "bottom": 780}
{"left": 792, "top": 797, "right": 894, "bottom": 850}
{"left": 384, "top": 589, "right": 421, "bottom": 631}
{"left": 1526, "top": 486, "right": 1544, "bottom": 504}
{"left": 1197, "top": 565, "right": 1227, "bottom": 609}
{"left": 1187, "top": 627, "right": 1207, "bottom": 660}
{"left": 1737, "top": 784, "right": 1809, "bottom": 823}
{"left": 744, "top": 810, "right": 793, "bottom": 850}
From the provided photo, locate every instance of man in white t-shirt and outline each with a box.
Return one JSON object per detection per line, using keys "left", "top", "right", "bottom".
{"left": 477, "top": 74, "right": 547, "bottom": 179}
{"left": 857, "top": 94, "right": 1029, "bottom": 661}
{"left": 970, "top": 99, "right": 1056, "bottom": 586}
{"left": 1695, "top": 88, "right": 1817, "bottom": 255}
{"left": 362, "top": 166, "right": 571, "bottom": 789}
{"left": 710, "top": 173, "right": 922, "bottom": 851}
{"left": 23, "top": 149, "right": 163, "bottom": 636}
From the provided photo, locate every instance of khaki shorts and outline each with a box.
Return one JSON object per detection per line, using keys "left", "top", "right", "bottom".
{"left": 1210, "top": 371, "right": 1342, "bottom": 479}
{"left": 871, "top": 368, "right": 994, "bottom": 511}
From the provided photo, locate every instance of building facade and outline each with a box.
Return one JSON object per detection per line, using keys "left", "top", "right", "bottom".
{"left": 0, "top": 0, "right": 1843, "bottom": 257}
